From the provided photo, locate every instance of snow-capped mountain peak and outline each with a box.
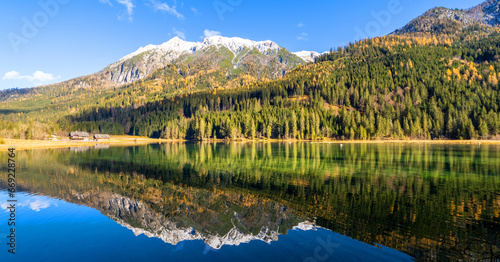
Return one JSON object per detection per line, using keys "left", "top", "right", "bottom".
{"left": 117, "top": 36, "right": 199, "bottom": 63}
{"left": 118, "top": 44, "right": 158, "bottom": 63}
{"left": 117, "top": 36, "right": 282, "bottom": 64}
{"left": 293, "top": 51, "right": 321, "bottom": 63}
{"left": 200, "top": 36, "right": 280, "bottom": 55}
{"left": 158, "top": 36, "right": 200, "bottom": 52}
{"left": 105, "top": 36, "right": 321, "bottom": 84}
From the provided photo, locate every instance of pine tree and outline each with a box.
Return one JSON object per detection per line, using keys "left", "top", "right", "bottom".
{"left": 291, "top": 112, "right": 298, "bottom": 139}
{"left": 26, "top": 120, "right": 34, "bottom": 140}
{"left": 251, "top": 119, "right": 256, "bottom": 139}
{"left": 284, "top": 121, "right": 290, "bottom": 139}
{"left": 394, "top": 120, "right": 403, "bottom": 138}
{"left": 403, "top": 118, "right": 411, "bottom": 137}
{"left": 299, "top": 110, "right": 305, "bottom": 139}
{"left": 479, "top": 119, "right": 489, "bottom": 139}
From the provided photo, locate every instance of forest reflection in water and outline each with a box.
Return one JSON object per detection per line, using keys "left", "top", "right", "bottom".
{"left": 2, "top": 142, "right": 499, "bottom": 261}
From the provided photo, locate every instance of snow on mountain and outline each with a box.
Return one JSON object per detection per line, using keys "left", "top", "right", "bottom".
{"left": 200, "top": 35, "right": 281, "bottom": 55}
{"left": 394, "top": 0, "right": 500, "bottom": 34}
{"left": 85, "top": 192, "right": 314, "bottom": 250}
{"left": 103, "top": 36, "right": 319, "bottom": 84}
{"left": 467, "top": 0, "right": 500, "bottom": 26}
{"left": 293, "top": 51, "right": 321, "bottom": 63}
{"left": 293, "top": 221, "right": 318, "bottom": 231}
{"left": 118, "top": 217, "right": 316, "bottom": 249}
{"left": 115, "top": 36, "right": 282, "bottom": 65}
{"left": 117, "top": 37, "right": 199, "bottom": 64}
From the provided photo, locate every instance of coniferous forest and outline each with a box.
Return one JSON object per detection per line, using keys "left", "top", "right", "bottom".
{"left": 70, "top": 32, "right": 500, "bottom": 141}
{"left": 1, "top": 29, "right": 500, "bottom": 141}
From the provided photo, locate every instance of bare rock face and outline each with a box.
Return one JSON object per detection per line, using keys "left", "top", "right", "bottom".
{"left": 71, "top": 191, "right": 311, "bottom": 249}
{"left": 468, "top": 0, "right": 500, "bottom": 26}
{"left": 99, "top": 36, "right": 311, "bottom": 85}
{"left": 293, "top": 51, "right": 321, "bottom": 63}
{"left": 394, "top": 0, "right": 500, "bottom": 35}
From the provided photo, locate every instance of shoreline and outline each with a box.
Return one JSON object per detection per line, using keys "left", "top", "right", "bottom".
{"left": 1, "top": 136, "right": 500, "bottom": 151}
{"left": 0, "top": 136, "right": 166, "bottom": 152}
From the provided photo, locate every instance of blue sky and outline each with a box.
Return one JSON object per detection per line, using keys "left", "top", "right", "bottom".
{"left": 0, "top": 0, "right": 485, "bottom": 90}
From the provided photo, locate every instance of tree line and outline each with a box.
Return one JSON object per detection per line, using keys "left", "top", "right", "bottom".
{"left": 71, "top": 33, "right": 500, "bottom": 141}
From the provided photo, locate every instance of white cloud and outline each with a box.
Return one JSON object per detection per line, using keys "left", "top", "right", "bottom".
{"left": 100, "top": 0, "right": 184, "bottom": 21}
{"left": 1, "top": 202, "right": 10, "bottom": 212}
{"left": 297, "top": 23, "right": 304, "bottom": 28}
{"left": 98, "top": 0, "right": 133, "bottom": 21}
{"left": 116, "top": 0, "right": 135, "bottom": 21}
{"left": 2, "top": 70, "right": 60, "bottom": 83}
{"left": 2, "top": 198, "right": 51, "bottom": 213}
{"left": 3, "top": 71, "right": 22, "bottom": 80}
{"left": 32, "top": 71, "right": 59, "bottom": 82}
{"left": 203, "top": 29, "right": 221, "bottom": 38}
{"left": 173, "top": 28, "right": 185, "bottom": 40}
{"left": 191, "top": 7, "right": 201, "bottom": 15}
{"left": 297, "top": 32, "right": 309, "bottom": 41}
{"left": 29, "top": 199, "right": 51, "bottom": 212}
{"left": 149, "top": 0, "right": 183, "bottom": 19}
{"left": 99, "top": 0, "right": 113, "bottom": 6}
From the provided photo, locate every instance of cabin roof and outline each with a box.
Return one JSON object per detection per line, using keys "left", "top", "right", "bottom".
{"left": 70, "top": 131, "right": 89, "bottom": 137}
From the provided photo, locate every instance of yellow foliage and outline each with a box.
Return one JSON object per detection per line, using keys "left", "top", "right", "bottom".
{"left": 446, "top": 69, "right": 452, "bottom": 76}
{"left": 488, "top": 74, "right": 498, "bottom": 86}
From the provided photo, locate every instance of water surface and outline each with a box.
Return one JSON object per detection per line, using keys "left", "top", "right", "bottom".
{"left": 1, "top": 143, "right": 499, "bottom": 261}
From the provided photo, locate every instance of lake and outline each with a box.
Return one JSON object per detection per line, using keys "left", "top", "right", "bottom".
{"left": 1, "top": 143, "right": 499, "bottom": 261}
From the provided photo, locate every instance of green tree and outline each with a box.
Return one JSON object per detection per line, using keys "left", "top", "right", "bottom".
{"left": 291, "top": 112, "right": 298, "bottom": 139}
{"left": 251, "top": 119, "right": 257, "bottom": 139}
{"left": 299, "top": 109, "right": 305, "bottom": 139}
{"left": 479, "top": 119, "right": 489, "bottom": 139}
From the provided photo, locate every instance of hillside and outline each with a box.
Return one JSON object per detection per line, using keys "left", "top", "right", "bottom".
{"left": 0, "top": 36, "right": 313, "bottom": 102}
{"left": 101, "top": 36, "right": 309, "bottom": 85}
{"left": 394, "top": 0, "right": 500, "bottom": 34}
{"left": 70, "top": 32, "right": 500, "bottom": 141}
{"left": 0, "top": 36, "right": 314, "bottom": 135}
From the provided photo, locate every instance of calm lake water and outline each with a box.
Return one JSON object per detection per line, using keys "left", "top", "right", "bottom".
{"left": 1, "top": 143, "right": 499, "bottom": 261}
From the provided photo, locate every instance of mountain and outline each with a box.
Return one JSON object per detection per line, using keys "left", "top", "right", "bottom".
{"left": 0, "top": 35, "right": 319, "bottom": 125}
{"left": 100, "top": 36, "right": 314, "bottom": 85}
{"left": 467, "top": 0, "right": 500, "bottom": 26}
{"left": 0, "top": 36, "right": 317, "bottom": 101}
{"left": 394, "top": 0, "right": 500, "bottom": 34}
{"left": 85, "top": 191, "right": 313, "bottom": 249}
{"left": 69, "top": 27, "right": 500, "bottom": 140}
{"left": 292, "top": 51, "right": 321, "bottom": 63}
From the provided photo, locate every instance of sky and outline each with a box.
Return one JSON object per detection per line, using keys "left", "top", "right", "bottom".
{"left": 0, "top": 0, "right": 485, "bottom": 90}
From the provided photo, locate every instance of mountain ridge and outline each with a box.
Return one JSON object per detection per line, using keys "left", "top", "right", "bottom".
{"left": 394, "top": 0, "right": 500, "bottom": 34}
{"left": 101, "top": 35, "right": 320, "bottom": 85}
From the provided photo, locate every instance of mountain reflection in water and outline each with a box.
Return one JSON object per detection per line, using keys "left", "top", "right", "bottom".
{"left": 1, "top": 142, "right": 499, "bottom": 261}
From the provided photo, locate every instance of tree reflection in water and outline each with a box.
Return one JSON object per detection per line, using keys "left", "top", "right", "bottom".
{"left": 2, "top": 143, "right": 499, "bottom": 260}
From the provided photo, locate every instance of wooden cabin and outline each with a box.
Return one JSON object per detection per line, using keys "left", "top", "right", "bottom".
{"left": 69, "top": 132, "right": 90, "bottom": 141}
{"left": 94, "top": 134, "right": 110, "bottom": 141}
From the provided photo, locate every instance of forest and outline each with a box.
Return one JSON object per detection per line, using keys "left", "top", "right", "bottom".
{"left": 70, "top": 32, "right": 500, "bottom": 141}
{"left": 1, "top": 29, "right": 500, "bottom": 141}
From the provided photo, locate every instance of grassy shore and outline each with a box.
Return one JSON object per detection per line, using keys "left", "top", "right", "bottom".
{"left": 212, "top": 138, "right": 500, "bottom": 145}
{"left": 1, "top": 136, "right": 499, "bottom": 152}
{"left": 0, "top": 135, "right": 167, "bottom": 151}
